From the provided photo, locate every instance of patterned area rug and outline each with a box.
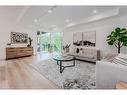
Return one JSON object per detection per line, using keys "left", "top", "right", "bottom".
{"left": 30, "top": 59, "right": 96, "bottom": 89}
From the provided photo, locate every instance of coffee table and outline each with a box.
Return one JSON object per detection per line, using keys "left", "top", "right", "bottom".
{"left": 53, "top": 55, "right": 75, "bottom": 73}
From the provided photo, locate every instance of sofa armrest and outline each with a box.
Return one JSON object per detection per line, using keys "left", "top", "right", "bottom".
{"left": 96, "top": 50, "right": 100, "bottom": 60}
{"left": 96, "top": 61, "right": 127, "bottom": 89}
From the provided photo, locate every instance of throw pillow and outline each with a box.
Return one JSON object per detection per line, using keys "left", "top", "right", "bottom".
{"left": 76, "top": 48, "right": 79, "bottom": 53}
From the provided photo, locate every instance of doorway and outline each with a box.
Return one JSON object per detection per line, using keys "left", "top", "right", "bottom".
{"left": 37, "top": 31, "right": 62, "bottom": 54}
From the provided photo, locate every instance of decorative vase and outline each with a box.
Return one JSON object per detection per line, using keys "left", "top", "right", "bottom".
{"left": 27, "top": 37, "right": 33, "bottom": 47}
{"left": 65, "top": 48, "right": 69, "bottom": 53}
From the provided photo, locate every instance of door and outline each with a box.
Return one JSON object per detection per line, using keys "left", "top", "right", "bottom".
{"left": 37, "top": 31, "right": 62, "bottom": 53}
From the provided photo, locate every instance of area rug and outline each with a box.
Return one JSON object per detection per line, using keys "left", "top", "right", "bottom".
{"left": 30, "top": 59, "right": 96, "bottom": 89}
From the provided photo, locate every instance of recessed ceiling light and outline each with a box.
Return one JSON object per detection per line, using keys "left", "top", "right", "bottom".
{"left": 51, "top": 25, "right": 56, "bottom": 28}
{"left": 66, "top": 22, "right": 75, "bottom": 27}
{"left": 34, "top": 19, "right": 38, "bottom": 22}
{"left": 53, "top": 27, "right": 58, "bottom": 31}
{"left": 65, "top": 19, "right": 70, "bottom": 23}
{"left": 93, "top": 10, "right": 97, "bottom": 13}
{"left": 48, "top": 10, "right": 52, "bottom": 13}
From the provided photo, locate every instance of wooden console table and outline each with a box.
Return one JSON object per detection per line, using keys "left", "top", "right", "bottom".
{"left": 6, "top": 47, "right": 33, "bottom": 59}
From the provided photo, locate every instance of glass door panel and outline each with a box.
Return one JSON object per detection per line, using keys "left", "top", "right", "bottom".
{"left": 41, "top": 32, "right": 50, "bottom": 52}
{"left": 37, "top": 32, "right": 62, "bottom": 53}
{"left": 51, "top": 32, "right": 61, "bottom": 53}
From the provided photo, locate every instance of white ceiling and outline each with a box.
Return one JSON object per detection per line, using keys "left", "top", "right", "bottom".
{"left": 0, "top": 6, "right": 24, "bottom": 24}
{"left": 0, "top": 6, "right": 127, "bottom": 32}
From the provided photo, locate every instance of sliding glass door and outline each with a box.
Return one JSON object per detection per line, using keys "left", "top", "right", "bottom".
{"left": 51, "top": 32, "right": 62, "bottom": 52}
{"left": 37, "top": 31, "right": 62, "bottom": 53}
{"left": 41, "top": 32, "right": 50, "bottom": 52}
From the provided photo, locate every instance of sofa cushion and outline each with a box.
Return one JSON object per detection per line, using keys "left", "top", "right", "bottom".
{"left": 78, "top": 54, "right": 94, "bottom": 59}
{"left": 70, "top": 47, "right": 100, "bottom": 62}
{"left": 84, "top": 54, "right": 94, "bottom": 59}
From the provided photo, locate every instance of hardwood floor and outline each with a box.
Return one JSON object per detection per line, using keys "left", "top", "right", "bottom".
{"left": 0, "top": 55, "right": 58, "bottom": 89}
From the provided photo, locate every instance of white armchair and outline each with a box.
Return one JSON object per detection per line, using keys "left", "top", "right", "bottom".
{"left": 96, "top": 61, "right": 127, "bottom": 89}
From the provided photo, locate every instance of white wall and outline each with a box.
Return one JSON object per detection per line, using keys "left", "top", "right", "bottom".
{"left": 62, "top": 31, "right": 73, "bottom": 52}
{"left": 62, "top": 15, "right": 127, "bottom": 55}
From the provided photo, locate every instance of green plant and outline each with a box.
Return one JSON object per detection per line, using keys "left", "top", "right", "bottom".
{"left": 107, "top": 27, "right": 127, "bottom": 53}
{"left": 27, "top": 37, "right": 33, "bottom": 47}
{"left": 62, "top": 44, "right": 71, "bottom": 50}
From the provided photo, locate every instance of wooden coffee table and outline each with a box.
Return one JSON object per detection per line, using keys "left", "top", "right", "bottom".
{"left": 53, "top": 55, "right": 75, "bottom": 73}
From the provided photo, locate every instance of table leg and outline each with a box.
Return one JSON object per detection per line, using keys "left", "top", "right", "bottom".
{"left": 57, "top": 61, "right": 59, "bottom": 65}
{"left": 60, "top": 61, "right": 62, "bottom": 73}
{"left": 74, "top": 59, "right": 75, "bottom": 66}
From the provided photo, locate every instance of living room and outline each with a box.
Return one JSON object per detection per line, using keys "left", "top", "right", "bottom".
{"left": 1, "top": 6, "right": 127, "bottom": 91}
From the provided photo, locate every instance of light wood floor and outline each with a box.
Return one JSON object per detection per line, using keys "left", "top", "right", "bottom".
{"left": 0, "top": 55, "right": 58, "bottom": 89}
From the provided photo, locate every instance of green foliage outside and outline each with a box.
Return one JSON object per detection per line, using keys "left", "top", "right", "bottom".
{"left": 38, "top": 32, "right": 61, "bottom": 52}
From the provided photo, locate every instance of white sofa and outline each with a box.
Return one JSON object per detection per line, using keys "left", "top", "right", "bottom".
{"left": 69, "top": 47, "right": 100, "bottom": 63}
{"left": 96, "top": 61, "right": 127, "bottom": 89}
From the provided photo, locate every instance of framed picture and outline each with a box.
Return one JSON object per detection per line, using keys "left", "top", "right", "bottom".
{"left": 83, "top": 31, "right": 96, "bottom": 47}
{"left": 73, "top": 32, "right": 83, "bottom": 46}
{"left": 11, "top": 32, "right": 28, "bottom": 44}
{"left": 73, "top": 31, "right": 96, "bottom": 47}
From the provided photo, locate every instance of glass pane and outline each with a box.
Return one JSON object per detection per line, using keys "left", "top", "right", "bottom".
{"left": 41, "top": 32, "right": 50, "bottom": 52}
{"left": 51, "top": 32, "right": 61, "bottom": 53}
{"left": 37, "top": 31, "right": 62, "bottom": 53}
{"left": 37, "top": 34, "right": 40, "bottom": 52}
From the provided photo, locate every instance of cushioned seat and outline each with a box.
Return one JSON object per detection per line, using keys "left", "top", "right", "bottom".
{"left": 69, "top": 47, "right": 100, "bottom": 63}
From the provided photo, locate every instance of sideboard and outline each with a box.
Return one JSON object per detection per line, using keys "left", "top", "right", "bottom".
{"left": 6, "top": 47, "right": 33, "bottom": 59}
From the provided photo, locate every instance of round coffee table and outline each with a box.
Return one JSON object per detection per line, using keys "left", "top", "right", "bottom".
{"left": 53, "top": 55, "right": 75, "bottom": 73}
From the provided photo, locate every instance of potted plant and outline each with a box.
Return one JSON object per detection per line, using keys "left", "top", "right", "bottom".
{"left": 62, "top": 44, "right": 71, "bottom": 53}
{"left": 107, "top": 27, "right": 127, "bottom": 53}
{"left": 27, "top": 37, "right": 33, "bottom": 47}
{"left": 7, "top": 43, "right": 11, "bottom": 47}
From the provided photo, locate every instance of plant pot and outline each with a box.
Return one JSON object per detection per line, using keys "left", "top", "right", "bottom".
{"left": 65, "top": 48, "right": 69, "bottom": 53}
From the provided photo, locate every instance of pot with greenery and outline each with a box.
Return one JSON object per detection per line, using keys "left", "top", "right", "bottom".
{"left": 27, "top": 37, "right": 33, "bottom": 47}
{"left": 106, "top": 27, "right": 127, "bottom": 53}
{"left": 62, "top": 44, "right": 71, "bottom": 53}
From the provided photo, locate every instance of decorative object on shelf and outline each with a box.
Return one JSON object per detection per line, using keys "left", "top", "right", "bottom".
{"left": 7, "top": 43, "right": 11, "bottom": 47}
{"left": 27, "top": 37, "right": 33, "bottom": 47}
{"left": 11, "top": 32, "right": 28, "bottom": 44}
{"left": 107, "top": 27, "right": 127, "bottom": 53}
{"left": 62, "top": 44, "right": 71, "bottom": 53}
{"left": 73, "top": 31, "right": 96, "bottom": 47}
